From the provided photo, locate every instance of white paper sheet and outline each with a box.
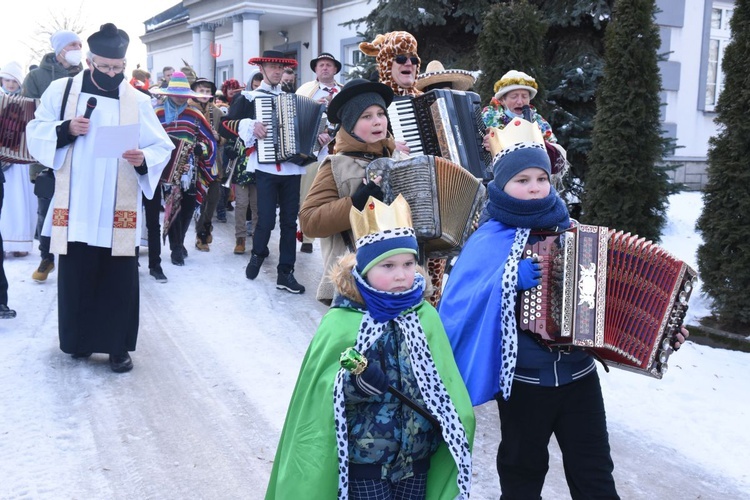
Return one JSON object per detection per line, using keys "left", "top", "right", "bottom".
{"left": 91, "top": 124, "right": 140, "bottom": 158}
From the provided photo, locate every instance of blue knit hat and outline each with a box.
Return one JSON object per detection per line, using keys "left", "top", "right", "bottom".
{"left": 350, "top": 195, "right": 419, "bottom": 275}
{"left": 355, "top": 229, "right": 419, "bottom": 275}
{"left": 492, "top": 144, "right": 551, "bottom": 189}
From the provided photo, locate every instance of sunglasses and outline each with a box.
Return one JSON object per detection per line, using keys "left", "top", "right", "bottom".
{"left": 394, "top": 55, "right": 419, "bottom": 65}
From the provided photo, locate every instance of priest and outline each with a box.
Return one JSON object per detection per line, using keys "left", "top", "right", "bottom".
{"left": 26, "top": 23, "right": 174, "bottom": 373}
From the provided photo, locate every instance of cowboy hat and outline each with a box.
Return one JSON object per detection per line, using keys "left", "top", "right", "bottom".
{"left": 414, "top": 60, "right": 475, "bottom": 92}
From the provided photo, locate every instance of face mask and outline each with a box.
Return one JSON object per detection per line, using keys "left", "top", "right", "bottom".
{"left": 91, "top": 69, "right": 125, "bottom": 91}
{"left": 64, "top": 50, "right": 82, "bottom": 66}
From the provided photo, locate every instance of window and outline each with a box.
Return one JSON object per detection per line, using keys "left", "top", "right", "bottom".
{"left": 705, "top": 3, "right": 733, "bottom": 111}
{"left": 340, "top": 37, "right": 365, "bottom": 82}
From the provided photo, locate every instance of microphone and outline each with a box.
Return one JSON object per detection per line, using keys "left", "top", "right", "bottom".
{"left": 83, "top": 97, "right": 97, "bottom": 119}
{"left": 522, "top": 104, "right": 532, "bottom": 122}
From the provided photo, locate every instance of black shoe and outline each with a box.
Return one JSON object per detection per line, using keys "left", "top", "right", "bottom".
{"left": 109, "top": 353, "right": 133, "bottom": 373}
{"left": 71, "top": 352, "right": 92, "bottom": 359}
{"left": 171, "top": 253, "right": 185, "bottom": 266}
{"left": 226, "top": 203, "right": 234, "bottom": 212}
{"left": 300, "top": 243, "right": 313, "bottom": 254}
{"left": 277, "top": 271, "right": 305, "bottom": 294}
{"left": 149, "top": 267, "right": 168, "bottom": 283}
{"left": 245, "top": 254, "right": 265, "bottom": 280}
{"left": 0, "top": 304, "right": 16, "bottom": 319}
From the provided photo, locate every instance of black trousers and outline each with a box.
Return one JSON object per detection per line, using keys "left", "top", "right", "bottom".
{"left": 0, "top": 178, "right": 8, "bottom": 306}
{"left": 251, "top": 170, "right": 300, "bottom": 273}
{"left": 36, "top": 196, "right": 53, "bottom": 261}
{"left": 142, "top": 186, "right": 163, "bottom": 269}
{"left": 496, "top": 372, "right": 619, "bottom": 500}
{"left": 58, "top": 242, "right": 139, "bottom": 354}
{"left": 167, "top": 191, "right": 196, "bottom": 257}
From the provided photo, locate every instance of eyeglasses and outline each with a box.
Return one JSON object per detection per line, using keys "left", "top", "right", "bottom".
{"left": 91, "top": 61, "right": 126, "bottom": 74}
{"left": 394, "top": 55, "right": 419, "bottom": 65}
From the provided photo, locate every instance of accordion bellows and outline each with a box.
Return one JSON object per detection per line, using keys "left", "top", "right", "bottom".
{"left": 366, "top": 155, "right": 486, "bottom": 258}
{"left": 0, "top": 93, "right": 37, "bottom": 164}
{"left": 520, "top": 222, "right": 698, "bottom": 378}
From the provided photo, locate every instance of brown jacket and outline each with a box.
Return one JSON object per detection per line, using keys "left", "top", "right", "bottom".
{"left": 299, "top": 128, "right": 397, "bottom": 302}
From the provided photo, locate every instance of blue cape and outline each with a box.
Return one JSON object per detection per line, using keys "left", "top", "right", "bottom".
{"left": 439, "top": 220, "right": 519, "bottom": 406}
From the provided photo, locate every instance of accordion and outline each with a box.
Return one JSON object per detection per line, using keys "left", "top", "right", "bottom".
{"left": 254, "top": 94, "right": 324, "bottom": 166}
{"left": 387, "top": 89, "right": 492, "bottom": 181}
{"left": 520, "top": 222, "right": 698, "bottom": 378}
{"left": 366, "top": 155, "right": 486, "bottom": 258}
{"left": 0, "top": 93, "right": 37, "bottom": 164}
{"left": 160, "top": 136, "right": 193, "bottom": 185}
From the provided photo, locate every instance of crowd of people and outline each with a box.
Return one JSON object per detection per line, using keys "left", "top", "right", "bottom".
{"left": 0, "top": 23, "right": 692, "bottom": 500}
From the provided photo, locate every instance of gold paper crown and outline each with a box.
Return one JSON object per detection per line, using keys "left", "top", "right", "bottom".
{"left": 349, "top": 194, "right": 414, "bottom": 241}
{"left": 486, "top": 118, "right": 545, "bottom": 158}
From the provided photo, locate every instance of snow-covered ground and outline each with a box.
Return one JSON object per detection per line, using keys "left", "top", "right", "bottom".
{"left": 1, "top": 191, "right": 748, "bottom": 499}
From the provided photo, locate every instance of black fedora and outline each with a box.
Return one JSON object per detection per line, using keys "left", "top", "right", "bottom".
{"left": 310, "top": 52, "right": 342, "bottom": 74}
{"left": 327, "top": 78, "right": 394, "bottom": 125}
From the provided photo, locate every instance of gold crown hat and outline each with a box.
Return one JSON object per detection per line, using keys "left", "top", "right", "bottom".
{"left": 486, "top": 116, "right": 545, "bottom": 158}
{"left": 350, "top": 194, "right": 419, "bottom": 274}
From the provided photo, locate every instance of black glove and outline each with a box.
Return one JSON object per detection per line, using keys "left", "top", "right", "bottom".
{"left": 354, "top": 361, "right": 389, "bottom": 397}
{"left": 516, "top": 258, "right": 542, "bottom": 291}
{"left": 225, "top": 144, "right": 239, "bottom": 160}
{"left": 350, "top": 181, "right": 384, "bottom": 210}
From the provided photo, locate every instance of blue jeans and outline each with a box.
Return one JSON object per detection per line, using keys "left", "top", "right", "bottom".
{"left": 251, "top": 170, "right": 300, "bottom": 273}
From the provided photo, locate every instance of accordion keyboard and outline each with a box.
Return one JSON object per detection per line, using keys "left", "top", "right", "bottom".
{"left": 388, "top": 97, "right": 424, "bottom": 156}
{"left": 255, "top": 97, "right": 276, "bottom": 163}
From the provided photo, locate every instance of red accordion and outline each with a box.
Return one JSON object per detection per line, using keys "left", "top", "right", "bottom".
{"left": 519, "top": 222, "right": 697, "bottom": 378}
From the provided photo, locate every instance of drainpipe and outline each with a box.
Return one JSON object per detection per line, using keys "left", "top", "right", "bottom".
{"left": 317, "top": 0, "right": 323, "bottom": 53}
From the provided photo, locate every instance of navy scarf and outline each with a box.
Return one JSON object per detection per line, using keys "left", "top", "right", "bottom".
{"left": 352, "top": 269, "right": 426, "bottom": 323}
{"left": 486, "top": 182, "right": 570, "bottom": 230}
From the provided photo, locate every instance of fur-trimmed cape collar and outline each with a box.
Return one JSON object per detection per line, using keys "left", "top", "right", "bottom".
{"left": 329, "top": 253, "right": 433, "bottom": 307}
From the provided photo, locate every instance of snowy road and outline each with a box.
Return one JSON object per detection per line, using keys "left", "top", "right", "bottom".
{"left": 1, "top": 210, "right": 748, "bottom": 499}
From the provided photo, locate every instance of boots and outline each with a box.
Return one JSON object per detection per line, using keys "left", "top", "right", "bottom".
{"left": 195, "top": 231, "right": 210, "bottom": 252}
{"left": 234, "top": 237, "right": 246, "bottom": 255}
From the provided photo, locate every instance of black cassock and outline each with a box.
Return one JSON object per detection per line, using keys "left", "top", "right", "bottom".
{"left": 57, "top": 242, "right": 139, "bottom": 354}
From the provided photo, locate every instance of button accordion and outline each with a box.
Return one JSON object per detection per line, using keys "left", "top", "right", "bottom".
{"left": 366, "top": 155, "right": 486, "bottom": 258}
{"left": 520, "top": 222, "right": 698, "bottom": 378}
{"left": 387, "top": 89, "right": 492, "bottom": 181}
{"left": 0, "top": 94, "right": 38, "bottom": 164}
{"left": 254, "top": 93, "right": 325, "bottom": 166}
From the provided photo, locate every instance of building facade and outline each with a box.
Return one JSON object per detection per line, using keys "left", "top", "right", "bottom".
{"left": 657, "top": 0, "right": 735, "bottom": 189}
{"left": 141, "top": 0, "right": 735, "bottom": 190}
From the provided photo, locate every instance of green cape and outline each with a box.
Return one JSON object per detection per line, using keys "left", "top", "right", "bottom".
{"left": 265, "top": 302, "right": 475, "bottom": 499}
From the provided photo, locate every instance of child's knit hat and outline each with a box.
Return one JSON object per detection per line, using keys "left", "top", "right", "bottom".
{"left": 327, "top": 78, "right": 393, "bottom": 135}
{"left": 349, "top": 195, "right": 418, "bottom": 275}
{"left": 491, "top": 117, "right": 550, "bottom": 188}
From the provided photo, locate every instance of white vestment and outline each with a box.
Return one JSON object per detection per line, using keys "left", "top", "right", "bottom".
{"left": 0, "top": 164, "right": 37, "bottom": 252}
{"left": 26, "top": 76, "right": 173, "bottom": 249}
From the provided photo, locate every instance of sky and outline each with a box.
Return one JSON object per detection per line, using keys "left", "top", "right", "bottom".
{"left": 1, "top": 188, "right": 748, "bottom": 497}
{"left": 0, "top": 0, "right": 179, "bottom": 75}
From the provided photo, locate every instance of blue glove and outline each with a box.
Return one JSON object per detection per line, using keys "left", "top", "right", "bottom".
{"left": 354, "top": 360, "right": 389, "bottom": 397}
{"left": 516, "top": 258, "right": 542, "bottom": 291}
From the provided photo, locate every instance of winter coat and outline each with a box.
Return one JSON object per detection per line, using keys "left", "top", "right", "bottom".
{"left": 299, "top": 127, "right": 398, "bottom": 303}
{"left": 265, "top": 253, "right": 474, "bottom": 499}
{"left": 21, "top": 52, "right": 82, "bottom": 99}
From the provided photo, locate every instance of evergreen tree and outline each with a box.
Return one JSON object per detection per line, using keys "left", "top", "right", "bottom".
{"left": 696, "top": 0, "right": 750, "bottom": 329}
{"left": 343, "top": 0, "right": 493, "bottom": 78}
{"left": 581, "top": 0, "right": 674, "bottom": 242}
{"left": 531, "top": 0, "right": 614, "bottom": 206}
{"left": 475, "top": 1, "right": 548, "bottom": 115}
